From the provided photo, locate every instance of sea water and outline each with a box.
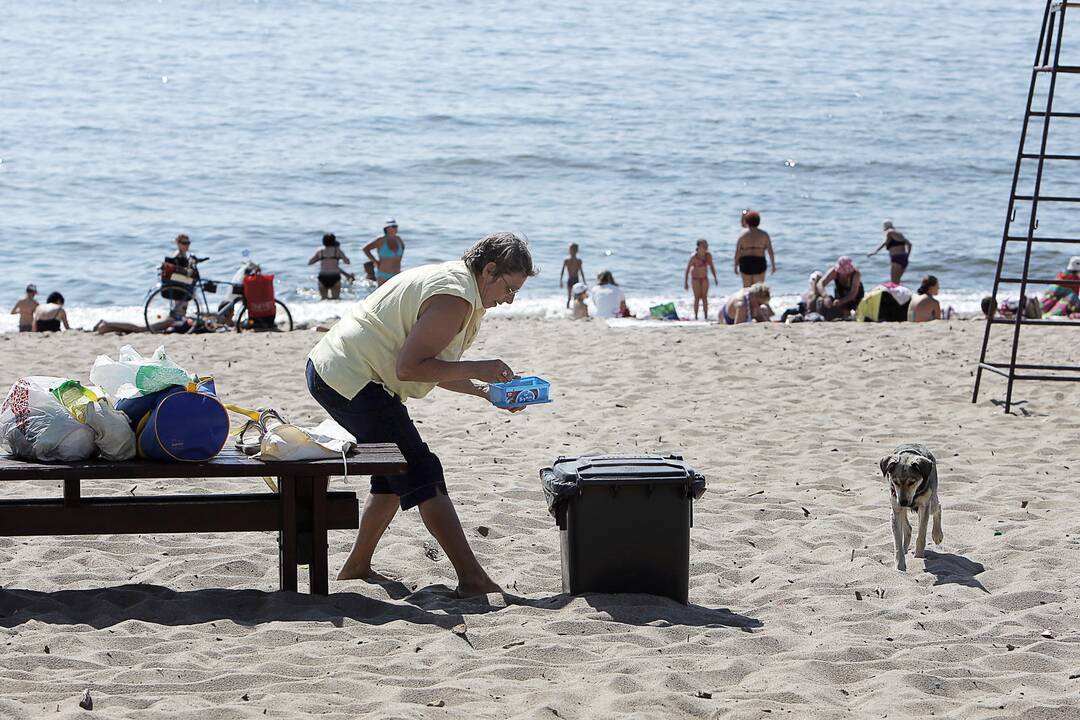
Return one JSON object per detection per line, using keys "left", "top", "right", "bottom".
{"left": 2, "top": 0, "right": 1076, "bottom": 330}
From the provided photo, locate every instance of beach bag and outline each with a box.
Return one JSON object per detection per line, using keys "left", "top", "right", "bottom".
{"left": 649, "top": 302, "right": 679, "bottom": 321}
{"left": 83, "top": 400, "right": 137, "bottom": 461}
{"left": 0, "top": 377, "right": 96, "bottom": 462}
{"left": 243, "top": 274, "right": 276, "bottom": 319}
{"left": 90, "top": 345, "right": 191, "bottom": 400}
{"left": 135, "top": 378, "right": 228, "bottom": 462}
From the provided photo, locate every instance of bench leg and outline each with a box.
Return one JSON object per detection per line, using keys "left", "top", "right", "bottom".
{"left": 278, "top": 476, "right": 298, "bottom": 592}
{"left": 310, "top": 476, "right": 329, "bottom": 595}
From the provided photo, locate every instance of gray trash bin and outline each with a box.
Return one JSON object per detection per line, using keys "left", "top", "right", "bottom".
{"left": 540, "top": 454, "right": 706, "bottom": 603}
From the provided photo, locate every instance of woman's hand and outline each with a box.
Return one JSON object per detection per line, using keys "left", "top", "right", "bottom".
{"left": 474, "top": 359, "right": 515, "bottom": 384}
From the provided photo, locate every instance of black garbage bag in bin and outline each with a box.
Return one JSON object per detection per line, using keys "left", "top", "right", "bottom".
{"left": 540, "top": 454, "right": 706, "bottom": 603}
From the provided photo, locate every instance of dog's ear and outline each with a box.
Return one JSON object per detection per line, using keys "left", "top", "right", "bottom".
{"left": 879, "top": 454, "right": 896, "bottom": 477}
{"left": 912, "top": 456, "right": 934, "bottom": 481}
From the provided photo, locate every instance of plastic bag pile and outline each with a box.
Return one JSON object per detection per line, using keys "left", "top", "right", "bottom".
{"left": 0, "top": 345, "right": 227, "bottom": 463}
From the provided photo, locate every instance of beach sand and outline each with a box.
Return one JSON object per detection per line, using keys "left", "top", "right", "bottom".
{"left": 1, "top": 319, "right": 1079, "bottom": 719}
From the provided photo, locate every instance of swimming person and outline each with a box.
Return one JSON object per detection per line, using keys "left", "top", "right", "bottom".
{"left": 867, "top": 221, "right": 913, "bottom": 284}
{"left": 10, "top": 284, "right": 38, "bottom": 332}
{"left": 720, "top": 282, "right": 772, "bottom": 324}
{"left": 818, "top": 256, "right": 865, "bottom": 318}
{"left": 908, "top": 275, "right": 942, "bottom": 322}
{"left": 734, "top": 209, "right": 776, "bottom": 288}
{"left": 684, "top": 238, "right": 719, "bottom": 320}
{"left": 309, "top": 233, "right": 352, "bottom": 300}
{"left": 560, "top": 243, "right": 586, "bottom": 309}
{"left": 363, "top": 218, "right": 405, "bottom": 286}
{"left": 307, "top": 232, "right": 536, "bottom": 595}
{"left": 33, "top": 292, "right": 70, "bottom": 332}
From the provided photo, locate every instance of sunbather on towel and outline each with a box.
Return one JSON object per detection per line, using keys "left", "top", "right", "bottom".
{"left": 307, "top": 232, "right": 536, "bottom": 596}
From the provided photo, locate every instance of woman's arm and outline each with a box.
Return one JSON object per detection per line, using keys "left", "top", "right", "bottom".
{"left": 867, "top": 240, "right": 886, "bottom": 257}
{"left": 817, "top": 269, "right": 835, "bottom": 296}
{"left": 339, "top": 250, "right": 351, "bottom": 265}
{"left": 363, "top": 238, "right": 381, "bottom": 263}
{"left": 733, "top": 235, "right": 744, "bottom": 274}
{"left": 438, "top": 379, "right": 489, "bottom": 399}
{"left": 766, "top": 234, "right": 776, "bottom": 273}
{"left": 708, "top": 254, "right": 719, "bottom": 284}
{"left": 308, "top": 250, "right": 322, "bottom": 265}
{"left": 395, "top": 295, "right": 512, "bottom": 384}
{"left": 684, "top": 257, "right": 693, "bottom": 288}
{"left": 60, "top": 309, "right": 70, "bottom": 330}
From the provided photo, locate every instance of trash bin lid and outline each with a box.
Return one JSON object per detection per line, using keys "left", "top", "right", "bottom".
{"left": 540, "top": 454, "right": 706, "bottom": 516}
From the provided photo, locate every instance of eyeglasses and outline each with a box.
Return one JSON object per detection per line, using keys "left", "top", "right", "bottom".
{"left": 500, "top": 275, "right": 521, "bottom": 298}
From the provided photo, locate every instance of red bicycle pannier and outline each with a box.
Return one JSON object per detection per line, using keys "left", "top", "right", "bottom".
{"left": 243, "top": 274, "right": 277, "bottom": 319}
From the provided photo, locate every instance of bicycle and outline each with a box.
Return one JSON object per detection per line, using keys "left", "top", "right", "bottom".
{"left": 144, "top": 255, "right": 294, "bottom": 333}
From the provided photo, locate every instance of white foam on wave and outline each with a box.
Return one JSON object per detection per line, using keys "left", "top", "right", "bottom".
{"left": 0, "top": 291, "right": 993, "bottom": 334}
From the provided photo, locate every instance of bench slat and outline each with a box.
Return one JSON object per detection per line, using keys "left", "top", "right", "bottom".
{"left": 0, "top": 492, "right": 359, "bottom": 536}
{"left": 0, "top": 445, "right": 406, "bottom": 481}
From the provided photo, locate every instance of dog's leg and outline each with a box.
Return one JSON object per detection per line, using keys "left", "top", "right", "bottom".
{"left": 902, "top": 512, "right": 911, "bottom": 553}
{"left": 892, "top": 508, "right": 907, "bottom": 571}
{"left": 914, "top": 503, "right": 930, "bottom": 558}
{"left": 931, "top": 496, "right": 943, "bottom": 545}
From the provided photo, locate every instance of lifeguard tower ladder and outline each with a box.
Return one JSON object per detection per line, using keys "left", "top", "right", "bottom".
{"left": 973, "top": 0, "right": 1080, "bottom": 412}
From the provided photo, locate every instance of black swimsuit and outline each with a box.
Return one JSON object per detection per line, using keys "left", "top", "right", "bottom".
{"left": 886, "top": 233, "right": 909, "bottom": 269}
{"left": 739, "top": 255, "right": 768, "bottom": 275}
{"left": 316, "top": 248, "right": 343, "bottom": 288}
{"left": 36, "top": 319, "right": 62, "bottom": 332}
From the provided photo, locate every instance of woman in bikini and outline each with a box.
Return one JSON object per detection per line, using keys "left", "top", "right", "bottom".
{"left": 684, "top": 238, "right": 719, "bottom": 320}
{"left": 364, "top": 218, "right": 405, "bottom": 286}
{"left": 733, "top": 209, "right": 776, "bottom": 288}
{"left": 309, "top": 232, "right": 352, "bottom": 300}
{"left": 867, "top": 220, "right": 912, "bottom": 284}
{"left": 33, "top": 292, "right": 70, "bottom": 332}
{"left": 720, "top": 282, "right": 771, "bottom": 325}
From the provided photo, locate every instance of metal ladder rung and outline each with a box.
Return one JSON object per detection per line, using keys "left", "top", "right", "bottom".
{"left": 989, "top": 318, "right": 1080, "bottom": 327}
{"left": 1028, "top": 110, "right": 1080, "bottom": 117}
{"left": 1012, "top": 195, "right": 1080, "bottom": 202}
{"left": 1050, "top": 1, "right": 1080, "bottom": 11}
{"left": 997, "top": 276, "right": 1073, "bottom": 284}
{"left": 1005, "top": 235, "right": 1080, "bottom": 243}
{"left": 1020, "top": 153, "right": 1080, "bottom": 160}
{"left": 1034, "top": 65, "right": 1080, "bottom": 73}
{"left": 982, "top": 361, "right": 1080, "bottom": 372}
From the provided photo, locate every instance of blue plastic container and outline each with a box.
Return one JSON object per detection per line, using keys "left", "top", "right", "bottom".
{"left": 490, "top": 376, "right": 551, "bottom": 408}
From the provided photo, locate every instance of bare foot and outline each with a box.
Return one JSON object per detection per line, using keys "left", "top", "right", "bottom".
{"left": 336, "top": 562, "right": 387, "bottom": 582}
{"left": 455, "top": 577, "right": 503, "bottom": 597}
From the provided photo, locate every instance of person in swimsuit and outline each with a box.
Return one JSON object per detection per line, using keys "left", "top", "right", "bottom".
{"left": 309, "top": 233, "right": 353, "bottom": 300}
{"left": 908, "top": 275, "right": 942, "bottom": 322}
{"left": 720, "top": 282, "right": 771, "bottom": 325}
{"left": 33, "top": 292, "right": 70, "bottom": 332}
{"left": 867, "top": 220, "right": 912, "bottom": 284}
{"left": 734, "top": 209, "right": 776, "bottom": 288}
{"left": 364, "top": 218, "right": 405, "bottom": 286}
{"left": 560, "top": 243, "right": 585, "bottom": 308}
{"left": 10, "top": 284, "right": 38, "bottom": 332}
{"left": 817, "top": 256, "right": 865, "bottom": 319}
{"left": 684, "top": 238, "right": 719, "bottom": 320}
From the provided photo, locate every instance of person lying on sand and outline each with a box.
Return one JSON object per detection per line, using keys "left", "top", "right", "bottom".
{"left": 720, "top": 283, "right": 772, "bottom": 324}
{"left": 307, "top": 232, "right": 536, "bottom": 596}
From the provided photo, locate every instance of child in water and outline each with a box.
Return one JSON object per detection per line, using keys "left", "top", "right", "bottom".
{"left": 684, "top": 239, "right": 719, "bottom": 320}
{"left": 560, "top": 243, "right": 586, "bottom": 308}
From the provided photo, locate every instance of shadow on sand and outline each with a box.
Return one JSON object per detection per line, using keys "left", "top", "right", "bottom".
{"left": 922, "top": 550, "right": 989, "bottom": 593}
{"left": 0, "top": 583, "right": 762, "bottom": 632}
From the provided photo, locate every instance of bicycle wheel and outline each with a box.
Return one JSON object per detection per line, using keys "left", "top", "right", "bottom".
{"left": 235, "top": 299, "right": 294, "bottom": 332}
{"left": 144, "top": 286, "right": 202, "bottom": 333}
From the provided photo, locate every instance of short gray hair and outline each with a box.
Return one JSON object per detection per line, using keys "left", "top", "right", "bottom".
{"left": 462, "top": 232, "right": 538, "bottom": 277}
{"left": 748, "top": 282, "right": 771, "bottom": 301}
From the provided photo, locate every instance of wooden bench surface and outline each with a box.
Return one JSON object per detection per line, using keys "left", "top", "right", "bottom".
{"left": 0, "top": 444, "right": 406, "bottom": 480}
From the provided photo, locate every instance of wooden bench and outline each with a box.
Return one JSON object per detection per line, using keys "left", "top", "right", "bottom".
{"left": 0, "top": 445, "right": 406, "bottom": 594}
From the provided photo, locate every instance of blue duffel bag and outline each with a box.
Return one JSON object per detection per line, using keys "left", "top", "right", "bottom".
{"left": 119, "top": 379, "right": 228, "bottom": 462}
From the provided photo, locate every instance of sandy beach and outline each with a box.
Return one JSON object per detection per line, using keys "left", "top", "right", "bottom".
{"left": 1, "top": 318, "right": 1079, "bottom": 719}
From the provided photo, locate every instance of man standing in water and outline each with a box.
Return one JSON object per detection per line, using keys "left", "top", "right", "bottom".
{"left": 734, "top": 209, "right": 776, "bottom": 288}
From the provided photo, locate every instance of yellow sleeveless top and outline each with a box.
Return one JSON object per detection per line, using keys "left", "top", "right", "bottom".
{"left": 308, "top": 261, "right": 485, "bottom": 401}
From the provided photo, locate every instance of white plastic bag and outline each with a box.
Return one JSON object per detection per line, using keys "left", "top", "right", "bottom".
{"left": 258, "top": 423, "right": 355, "bottom": 461}
{"left": 0, "top": 377, "right": 96, "bottom": 462}
{"left": 90, "top": 345, "right": 190, "bottom": 400}
{"left": 83, "top": 400, "right": 137, "bottom": 461}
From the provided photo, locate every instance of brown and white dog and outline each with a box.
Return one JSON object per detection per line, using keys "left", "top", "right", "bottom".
{"left": 879, "top": 443, "right": 943, "bottom": 571}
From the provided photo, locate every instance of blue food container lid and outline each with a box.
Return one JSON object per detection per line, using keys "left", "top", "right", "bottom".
{"left": 490, "top": 376, "right": 551, "bottom": 408}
